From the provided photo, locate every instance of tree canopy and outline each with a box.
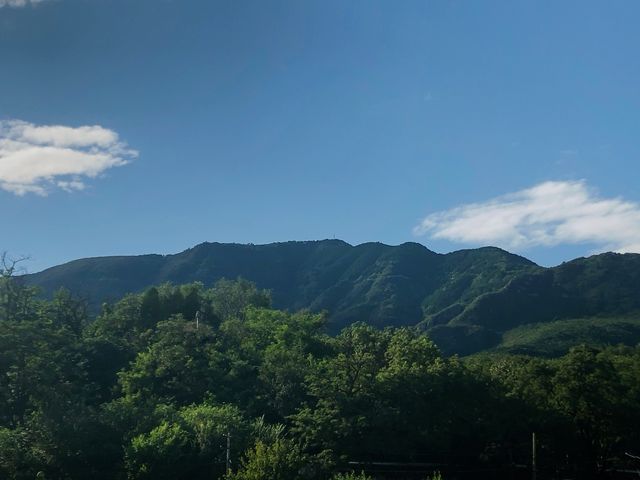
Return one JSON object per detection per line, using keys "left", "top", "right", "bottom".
{"left": 0, "top": 271, "right": 638, "bottom": 479}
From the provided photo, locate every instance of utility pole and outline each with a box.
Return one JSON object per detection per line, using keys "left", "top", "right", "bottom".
{"left": 532, "top": 432, "right": 537, "bottom": 480}
{"left": 226, "top": 430, "right": 231, "bottom": 475}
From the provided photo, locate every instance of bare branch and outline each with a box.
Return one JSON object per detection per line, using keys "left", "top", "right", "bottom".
{"left": 1, "top": 252, "right": 31, "bottom": 277}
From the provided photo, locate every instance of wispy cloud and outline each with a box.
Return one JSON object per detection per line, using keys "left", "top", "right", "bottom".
{"left": 559, "top": 148, "right": 578, "bottom": 156}
{"left": 0, "top": 0, "right": 48, "bottom": 7}
{"left": 414, "top": 180, "right": 640, "bottom": 254}
{"left": 0, "top": 120, "right": 136, "bottom": 196}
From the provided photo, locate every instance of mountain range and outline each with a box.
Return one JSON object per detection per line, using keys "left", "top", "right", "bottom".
{"left": 23, "top": 240, "right": 640, "bottom": 355}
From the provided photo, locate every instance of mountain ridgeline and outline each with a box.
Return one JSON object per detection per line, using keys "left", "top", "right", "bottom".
{"left": 24, "top": 240, "right": 640, "bottom": 355}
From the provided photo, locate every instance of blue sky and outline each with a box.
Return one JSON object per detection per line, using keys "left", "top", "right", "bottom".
{"left": 1, "top": 0, "right": 639, "bottom": 272}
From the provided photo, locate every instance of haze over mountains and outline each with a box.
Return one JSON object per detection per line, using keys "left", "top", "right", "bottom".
{"left": 24, "top": 240, "right": 640, "bottom": 355}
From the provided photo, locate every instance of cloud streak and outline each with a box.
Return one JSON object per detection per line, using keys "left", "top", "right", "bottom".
{"left": 0, "top": 0, "right": 48, "bottom": 7}
{"left": 0, "top": 120, "right": 136, "bottom": 196}
{"left": 414, "top": 181, "right": 640, "bottom": 254}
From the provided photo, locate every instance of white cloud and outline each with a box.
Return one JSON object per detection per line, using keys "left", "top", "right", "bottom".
{"left": 0, "top": 0, "right": 48, "bottom": 7}
{"left": 0, "top": 120, "right": 136, "bottom": 196}
{"left": 413, "top": 180, "right": 640, "bottom": 254}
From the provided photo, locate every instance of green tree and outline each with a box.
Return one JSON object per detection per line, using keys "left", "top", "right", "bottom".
{"left": 292, "top": 323, "right": 388, "bottom": 461}
{"left": 0, "top": 426, "right": 48, "bottom": 480}
{"left": 210, "top": 278, "right": 271, "bottom": 322}
{"left": 550, "top": 345, "right": 629, "bottom": 478}
{"left": 226, "top": 438, "right": 311, "bottom": 480}
{"left": 125, "top": 402, "right": 250, "bottom": 480}
{"left": 118, "top": 315, "right": 225, "bottom": 407}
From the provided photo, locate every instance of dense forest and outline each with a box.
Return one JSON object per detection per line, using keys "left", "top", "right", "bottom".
{"left": 24, "top": 241, "right": 640, "bottom": 357}
{"left": 2, "top": 259, "right": 640, "bottom": 479}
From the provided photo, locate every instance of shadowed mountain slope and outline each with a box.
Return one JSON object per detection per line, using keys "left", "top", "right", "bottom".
{"left": 23, "top": 241, "right": 640, "bottom": 354}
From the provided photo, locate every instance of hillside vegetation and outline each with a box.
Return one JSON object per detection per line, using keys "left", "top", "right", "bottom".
{"left": 493, "top": 316, "right": 640, "bottom": 357}
{"left": 24, "top": 241, "right": 640, "bottom": 355}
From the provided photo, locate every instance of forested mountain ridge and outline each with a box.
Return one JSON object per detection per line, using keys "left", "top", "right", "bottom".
{"left": 23, "top": 240, "right": 640, "bottom": 354}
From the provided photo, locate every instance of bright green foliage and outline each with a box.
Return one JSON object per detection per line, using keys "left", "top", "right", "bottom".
{"left": 331, "top": 472, "right": 372, "bottom": 480}
{"left": 226, "top": 438, "right": 310, "bottom": 480}
{"left": 125, "top": 402, "right": 250, "bottom": 480}
{"left": 218, "top": 307, "right": 327, "bottom": 419}
{"left": 127, "top": 421, "right": 189, "bottom": 479}
{"left": 117, "top": 315, "right": 224, "bottom": 406}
